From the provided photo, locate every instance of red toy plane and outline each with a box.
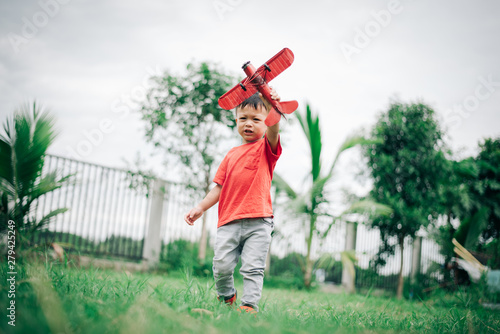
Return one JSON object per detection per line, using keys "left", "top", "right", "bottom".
{"left": 218, "top": 48, "right": 299, "bottom": 126}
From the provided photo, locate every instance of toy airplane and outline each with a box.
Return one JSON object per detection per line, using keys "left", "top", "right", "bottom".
{"left": 218, "top": 48, "right": 299, "bottom": 126}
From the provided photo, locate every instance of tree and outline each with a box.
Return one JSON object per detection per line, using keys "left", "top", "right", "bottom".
{"left": 0, "top": 102, "right": 70, "bottom": 249}
{"left": 273, "top": 105, "right": 392, "bottom": 288}
{"left": 456, "top": 138, "right": 500, "bottom": 268}
{"left": 432, "top": 137, "right": 500, "bottom": 274}
{"left": 364, "top": 101, "right": 447, "bottom": 298}
{"left": 138, "top": 62, "right": 236, "bottom": 262}
{"left": 432, "top": 157, "right": 477, "bottom": 264}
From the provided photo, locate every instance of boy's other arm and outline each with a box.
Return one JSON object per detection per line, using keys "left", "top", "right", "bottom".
{"left": 184, "top": 184, "right": 222, "bottom": 226}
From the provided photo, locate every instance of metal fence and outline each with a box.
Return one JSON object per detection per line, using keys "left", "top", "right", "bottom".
{"left": 269, "top": 212, "right": 444, "bottom": 290}
{"left": 33, "top": 154, "right": 150, "bottom": 260}
{"left": 34, "top": 154, "right": 444, "bottom": 288}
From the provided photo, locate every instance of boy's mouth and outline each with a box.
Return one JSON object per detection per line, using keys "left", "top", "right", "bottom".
{"left": 244, "top": 129, "right": 253, "bottom": 134}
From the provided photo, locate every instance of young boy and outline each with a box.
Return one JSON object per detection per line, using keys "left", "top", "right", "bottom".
{"left": 184, "top": 89, "right": 282, "bottom": 313}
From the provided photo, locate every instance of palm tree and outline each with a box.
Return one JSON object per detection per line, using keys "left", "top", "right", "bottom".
{"left": 0, "top": 102, "right": 70, "bottom": 248}
{"left": 273, "top": 105, "right": 391, "bottom": 288}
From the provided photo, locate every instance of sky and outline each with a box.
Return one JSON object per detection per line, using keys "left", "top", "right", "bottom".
{"left": 1, "top": 0, "right": 499, "bottom": 194}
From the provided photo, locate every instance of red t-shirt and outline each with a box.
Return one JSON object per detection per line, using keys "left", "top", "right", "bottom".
{"left": 213, "top": 134, "right": 282, "bottom": 228}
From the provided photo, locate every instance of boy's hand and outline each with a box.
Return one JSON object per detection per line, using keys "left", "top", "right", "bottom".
{"left": 269, "top": 87, "right": 281, "bottom": 102}
{"left": 184, "top": 206, "right": 204, "bottom": 226}
{"left": 259, "top": 87, "right": 280, "bottom": 111}
{"left": 185, "top": 184, "right": 221, "bottom": 226}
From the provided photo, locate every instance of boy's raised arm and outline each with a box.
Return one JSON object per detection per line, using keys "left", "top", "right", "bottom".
{"left": 184, "top": 184, "right": 222, "bottom": 225}
{"left": 266, "top": 122, "right": 280, "bottom": 153}
{"left": 262, "top": 88, "right": 281, "bottom": 154}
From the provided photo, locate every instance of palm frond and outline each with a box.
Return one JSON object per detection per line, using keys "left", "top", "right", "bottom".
{"left": 339, "top": 199, "right": 393, "bottom": 219}
{"left": 296, "top": 105, "right": 322, "bottom": 181}
{"left": 315, "top": 250, "right": 358, "bottom": 278}
{"left": 14, "top": 103, "right": 57, "bottom": 198}
{"left": 464, "top": 207, "right": 489, "bottom": 249}
{"left": 310, "top": 174, "right": 332, "bottom": 201}
{"left": 294, "top": 252, "right": 306, "bottom": 272}
{"left": 454, "top": 158, "right": 479, "bottom": 179}
{"left": 35, "top": 208, "right": 68, "bottom": 230}
{"left": 330, "top": 136, "right": 380, "bottom": 175}
{"left": 30, "top": 171, "right": 71, "bottom": 199}
{"left": 0, "top": 138, "right": 13, "bottom": 182}
{"left": 0, "top": 178, "right": 15, "bottom": 197}
{"left": 287, "top": 194, "right": 309, "bottom": 216}
{"left": 315, "top": 253, "right": 338, "bottom": 271}
{"left": 341, "top": 250, "right": 358, "bottom": 278}
{"left": 18, "top": 173, "right": 70, "bottom": 221}
{"left": 272, "top": 173, "right": 297, "bottom": 199}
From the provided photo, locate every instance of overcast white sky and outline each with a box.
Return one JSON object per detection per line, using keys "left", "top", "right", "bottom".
{"left": 1, "top": 0, "right": 499, "bottom": 192}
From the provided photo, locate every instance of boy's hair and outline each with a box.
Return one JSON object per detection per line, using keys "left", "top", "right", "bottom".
{"left": 235, "top": 93, "right": 268, "bottom": 116}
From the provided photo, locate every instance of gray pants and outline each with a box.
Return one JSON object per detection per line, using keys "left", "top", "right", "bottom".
{"left": 213, "top": 217, "right": 274, "bottom": 311}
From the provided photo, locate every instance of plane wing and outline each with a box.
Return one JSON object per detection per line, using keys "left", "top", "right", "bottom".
{"left": 255, "top": 47, "right": 295, "bottom": 83}
{"left": 218, "top": 79, "right": 257, "bottom": 110}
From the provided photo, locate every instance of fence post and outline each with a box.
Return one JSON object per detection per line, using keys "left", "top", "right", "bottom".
{"left": 411, "top": 236, "right": 422, "bottom": 283}
{"left": 342, "top": 222, "right": 357, "bottom": 293}
{"left": 142, "top": 179, "right": 166, "bottom": 268}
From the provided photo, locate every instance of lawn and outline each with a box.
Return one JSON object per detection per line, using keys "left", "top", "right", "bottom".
{"left": 1, "top": 258, "right": 500, "bottom": 334}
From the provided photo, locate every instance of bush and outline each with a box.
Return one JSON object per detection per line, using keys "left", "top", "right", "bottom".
{"left": 268, "top": 253, "right": 306, "bottom": 289}
{"left": 269, "top": 253, "right": 303, "bottom": 278}
{"left": 355, "top": 267, "right": 398, "bottom": 291}
{"left": 323, "top": 259, "right": 343, "bottom": 284}
{"left": 264, "top": 275, "right": 308, "bottom": 290}
{"left": 160, "top": 240, "right": 213, "bottom": 277}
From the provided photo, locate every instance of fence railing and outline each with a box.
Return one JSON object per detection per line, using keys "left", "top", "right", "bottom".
{"left": 33, "top": 154, "right": 444, "bottom": 289}
{"left": 33, "top": 154, "right": 150, "bottom": 260}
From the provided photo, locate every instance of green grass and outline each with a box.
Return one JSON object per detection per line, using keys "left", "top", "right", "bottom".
{"left": 1, "top": 257, "right": 500, "bottom": 334}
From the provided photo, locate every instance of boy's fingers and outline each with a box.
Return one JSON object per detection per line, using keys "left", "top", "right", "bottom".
{"left": 269, "top": 87, "right": 280, "bottom": 101}
{"left": 184, "top": 213, "right": 194, "bottom": 225}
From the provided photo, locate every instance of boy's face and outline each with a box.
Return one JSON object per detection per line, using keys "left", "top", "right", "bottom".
{"left": 235, "top": 105, "right": 268, "bottom": 144}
